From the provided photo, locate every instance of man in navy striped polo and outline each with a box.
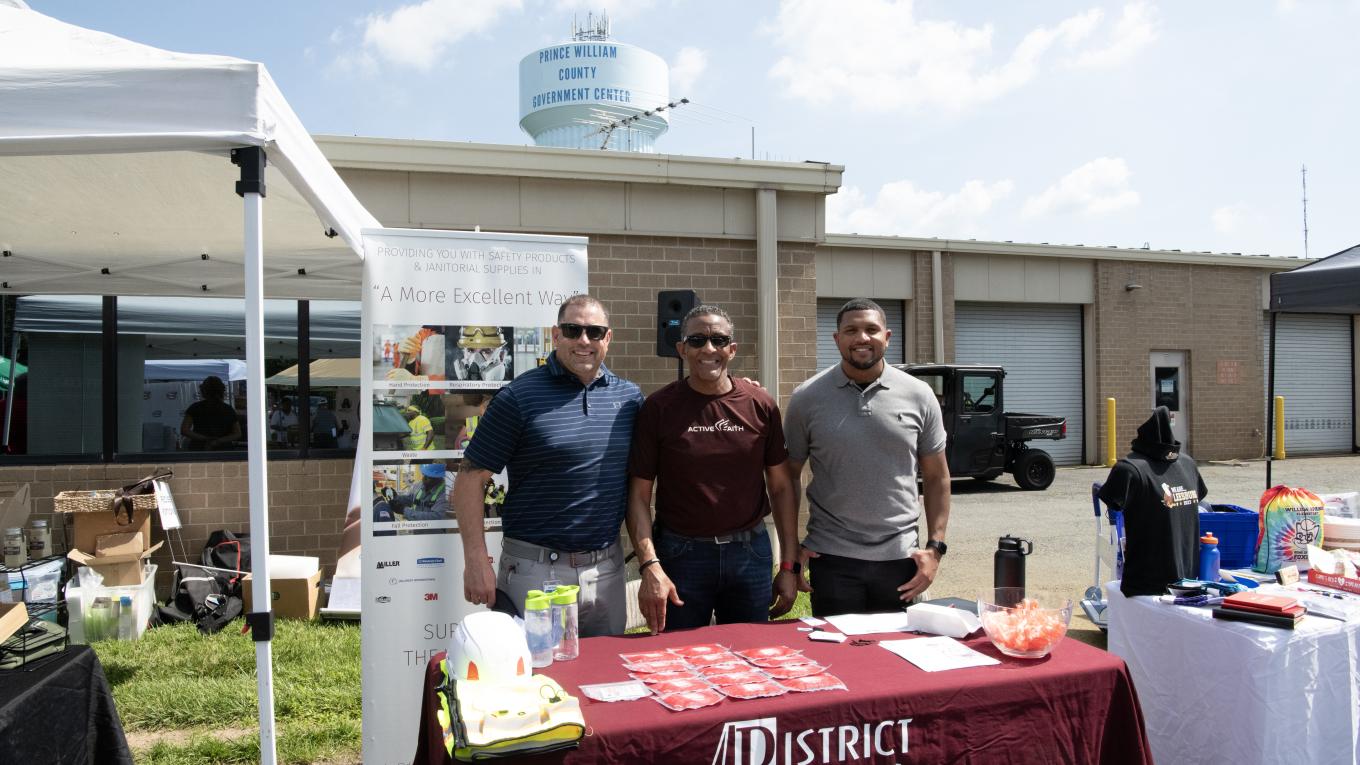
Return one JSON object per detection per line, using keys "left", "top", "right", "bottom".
{"left": 453, "top": 294, "right": 644, "bottom": 637}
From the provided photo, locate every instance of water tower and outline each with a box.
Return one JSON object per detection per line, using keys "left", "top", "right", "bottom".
{"left": 518, "top": 14, "right": 675, "bottom": 152}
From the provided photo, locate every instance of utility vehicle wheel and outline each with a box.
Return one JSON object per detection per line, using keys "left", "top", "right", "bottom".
{"left": 1013, "top": 450, "right": 1055, "bottom": 490}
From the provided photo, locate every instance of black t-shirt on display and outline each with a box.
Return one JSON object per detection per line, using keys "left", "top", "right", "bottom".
{"left": 1099, "top": 407, "right": 1208, "bottom": 597}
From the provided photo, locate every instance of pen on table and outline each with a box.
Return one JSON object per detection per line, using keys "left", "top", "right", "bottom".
{"left": 1296, "top": 586, "right": 1352, "bottom": 600}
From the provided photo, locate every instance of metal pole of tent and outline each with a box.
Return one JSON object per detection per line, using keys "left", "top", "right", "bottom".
{"left": 233, "top": 146, "right": 277, "bottom": 765}
{"left": 3, "top": 330, "right": 18, "bottom": 449}
{"left": 1266, "top": 311, "right": 1277, "bottom": 490}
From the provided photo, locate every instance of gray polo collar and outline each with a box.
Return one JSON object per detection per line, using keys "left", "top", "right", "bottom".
{"left": 834, "top": 364, "right": 892, "bottom": 390}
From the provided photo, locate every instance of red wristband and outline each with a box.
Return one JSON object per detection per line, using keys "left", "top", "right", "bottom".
{"left": 779, "top": 561, "right": 801, "bottom": 574}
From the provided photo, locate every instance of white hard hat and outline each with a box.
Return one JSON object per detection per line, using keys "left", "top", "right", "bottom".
{"left": 447, "top": 611, "right": 531, "bottom": 684}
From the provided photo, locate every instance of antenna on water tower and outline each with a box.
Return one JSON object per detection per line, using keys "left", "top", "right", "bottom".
{"left": 1300, "top": 164, "right": 1310, "bottom": 259}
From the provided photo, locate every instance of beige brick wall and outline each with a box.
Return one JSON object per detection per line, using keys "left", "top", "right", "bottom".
{"left": 585, "top": 234, "right": 818, "bottom": 405}
{"left": 1094, "top": 261, "right": 1265, "bottom": 460}
{"left": 0, "top": 459, "right": 354, "bottom": 596}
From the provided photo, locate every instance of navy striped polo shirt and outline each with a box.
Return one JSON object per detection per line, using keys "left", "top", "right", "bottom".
{"left": 463, "top": 352, "right": 643, "bottom": 551}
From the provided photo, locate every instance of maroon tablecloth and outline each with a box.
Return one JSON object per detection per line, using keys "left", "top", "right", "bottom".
{"left": 414, "top": 620, "right": 1151, "bottom": 765}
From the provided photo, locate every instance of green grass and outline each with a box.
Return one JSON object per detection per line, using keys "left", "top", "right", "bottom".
{"left": 93, "top": 620, "right": 362, "bottom": 764}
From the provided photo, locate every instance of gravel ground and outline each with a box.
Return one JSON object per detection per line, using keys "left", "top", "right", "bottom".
{"left": 927, "top": 453, "right": 1360, "bottom": 647}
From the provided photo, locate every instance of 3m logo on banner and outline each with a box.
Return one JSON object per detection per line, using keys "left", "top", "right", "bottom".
{"left": 712, "top": 716, "right": 913, "bottom": 765}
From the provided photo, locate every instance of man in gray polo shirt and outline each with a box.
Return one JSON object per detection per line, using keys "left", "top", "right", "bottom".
{"left": 784, "top": 298, "right": 951, "bottom": 617}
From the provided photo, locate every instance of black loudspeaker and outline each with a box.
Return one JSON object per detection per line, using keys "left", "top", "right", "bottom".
{"left": 655, "top": 290, "right": 699, "bottom": 358}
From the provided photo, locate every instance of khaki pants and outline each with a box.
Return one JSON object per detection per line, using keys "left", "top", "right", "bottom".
{"left": 497, "top": 539, "right": 627, "bottom": 637}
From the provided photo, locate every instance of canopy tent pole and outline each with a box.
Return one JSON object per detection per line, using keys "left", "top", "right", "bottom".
{"left": 2, "top": 330, "right": 18, "bottom": 449}
{"left": 234, "top": 146, "right": 278, "bottom": 765}
{"left": 1266, "top": 311, "right": 1277, "bottom": 490}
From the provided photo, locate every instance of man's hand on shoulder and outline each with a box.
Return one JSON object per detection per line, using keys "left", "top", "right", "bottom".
{"left": 638, "top": 563, "right": 683, "bottom": 635}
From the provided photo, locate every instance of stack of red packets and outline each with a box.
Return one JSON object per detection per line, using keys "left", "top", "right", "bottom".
{"left": 621, "top": 643, "right": 847, "bottom": 711}
{"left": 1211, "top": 591, "right": 1305, "bottom": 629}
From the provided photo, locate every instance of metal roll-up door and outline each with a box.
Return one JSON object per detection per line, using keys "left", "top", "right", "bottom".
{"left": 954, "top": 302, "right": 1083, "bottom": 465}
{"left": 1264, "top": 313, "right": 1353, "bottom": 455}
{"left": 816, "top": 299, "right": 905, "bottom": 370}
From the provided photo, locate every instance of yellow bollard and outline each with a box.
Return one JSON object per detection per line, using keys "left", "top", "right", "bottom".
{"left": 1273, "top": 396, "right": 1286, "bottom": 460}
{"left": 1106, "top": 398, "right": 1117, "bottom": 467}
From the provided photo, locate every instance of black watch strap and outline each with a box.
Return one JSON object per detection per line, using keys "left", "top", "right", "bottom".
{"left": 925, "top": 539, "right": 948, "bottom": 557}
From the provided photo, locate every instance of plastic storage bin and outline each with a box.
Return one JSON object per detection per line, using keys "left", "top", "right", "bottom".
{"left": 1198, "top": 505, "right": 1258, "bottom": 569}
{"left": 66, "top": 563, "right": 157, "bottom": 643}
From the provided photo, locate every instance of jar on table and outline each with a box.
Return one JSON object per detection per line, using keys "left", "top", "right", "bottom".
{"left": 3, "top": 527, "right": 26, "bottom": 568}
{"left": 28, "top": 519, "right": 52, "bottom": 560}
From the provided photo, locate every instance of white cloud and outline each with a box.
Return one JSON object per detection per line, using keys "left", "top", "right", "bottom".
{"left": 828, "top": 178, "right": 1015, "bottom": 237}
{"left": 1065, "top": 2, "right": 1160, "bottom": 69}
{"left": 1212, "top": 204, "right": 1248, "bottom": 234}
{"left": 346, "top": 0, "right": 522, "bottom": 72}
{"left": 766, "top": 0, "right": 1119, "bottom": 112}
{"left": 1022, "top": 157, "right": 1140, "bottom": 218}
{"left": 670, "top": 47, "right": 708, "bottom": 96}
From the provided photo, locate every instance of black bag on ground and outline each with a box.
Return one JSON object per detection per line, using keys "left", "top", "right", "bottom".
{"left": 154, "top": 530, "right": 250, "bottom": 634}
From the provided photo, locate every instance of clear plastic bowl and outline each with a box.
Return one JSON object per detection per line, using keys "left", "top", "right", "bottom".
{"left": 977, "top": 588, "right": 1072, "bottom": 659}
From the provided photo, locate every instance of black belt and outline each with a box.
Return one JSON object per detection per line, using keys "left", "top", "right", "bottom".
{"left": 501, "top": 537, "right": 614, "bottom": 568}
{"left": 658, "top": 524, "right": 765, "bottom": 545}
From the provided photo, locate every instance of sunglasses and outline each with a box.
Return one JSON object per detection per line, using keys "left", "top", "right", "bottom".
{"left": 683, "top": 334, "right": 732, "bottom": 349}
{"left": 558, "top": 323, "right": 609, "bottom": 341}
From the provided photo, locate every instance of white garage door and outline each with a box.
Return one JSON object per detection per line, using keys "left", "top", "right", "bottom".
{"left": 955, "top": 303, "right": 1084, "bottom": 465}
{"left": 816, "top": 299, "right": 906, "bottom": 370}
{"left": 1265, "top": 313, "right": 1353, "bottom": 455}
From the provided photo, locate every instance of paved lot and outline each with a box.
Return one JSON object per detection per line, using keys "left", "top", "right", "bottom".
{"left": 928, "top": 453, "right": 1360, "bottom": 646}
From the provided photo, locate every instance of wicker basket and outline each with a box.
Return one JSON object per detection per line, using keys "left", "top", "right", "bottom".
{"left": 53, "top": 490, "right": 158, "bottom": 514}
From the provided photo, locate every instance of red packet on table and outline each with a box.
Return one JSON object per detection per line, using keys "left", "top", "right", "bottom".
{"left": 703, "top": 670, "right": 771, "bottom": 687}
{"left": 779, "top": 673, "right": 847, "bottom": 693}
{"left": 686, "top": 651, "right": 742, "bottom": 667}
{"left": 634, "top": 669, "right": 701, "bottom": 684}
{"left": 620, "top": 650, "right": 675, "bottom": 665}
{"left": 717, "top": 680, "right": 788, "bottom": 700}
{"left": 735, "top": 646, "right": 802, "bottom": 661}
{"left": 647, "top": 677, "right": 714, "bottom": 694}
{"left": 625, "top": 658, "right": 691, "bottom": 674}
{"left": 747, "top": 654, "right": 816, "bottom": 669}
{"left": 762, "top": 662, "right": 827, "bottom": 680}
{"left": 668, "top": 643, "right": 730, "bottom": 658}
{"left": 696, "top": 662, "right": 751, "bottom": 676}
{"left": 652, "top": 688, "right": 725, "bottom": 711}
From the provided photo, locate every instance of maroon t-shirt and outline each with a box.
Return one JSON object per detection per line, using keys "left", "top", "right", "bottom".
{"left": 629, "top": 376, "right": 789, "bottom": 537}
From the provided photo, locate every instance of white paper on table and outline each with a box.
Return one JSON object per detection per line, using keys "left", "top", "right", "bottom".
{"left": 824, "top": 611, "right": 914, "bottom": 636}
{"left": 879, "top": 636, "right": 1000, "bottom": 672}
{"left": 800, "top": 616, "right": 827, "bottom": 627}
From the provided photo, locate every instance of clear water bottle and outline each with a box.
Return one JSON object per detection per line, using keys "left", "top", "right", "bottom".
{"left": 552, "top": 585, "right": 579, "bottom": 661}
{"left": 524, "top": 591, "right": 554, "bottom": 669}
{"left": 118, "top": 595, "right": 135, "bottom": 640}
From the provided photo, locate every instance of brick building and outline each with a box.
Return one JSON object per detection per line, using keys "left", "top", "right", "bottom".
{"left": 2, "top": 137, "right": 1354, "bottom": 578}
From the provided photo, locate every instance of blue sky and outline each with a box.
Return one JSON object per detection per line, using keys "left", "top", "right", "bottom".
{"left": 31, "top": 0, "right": 1360, "bottom": 260}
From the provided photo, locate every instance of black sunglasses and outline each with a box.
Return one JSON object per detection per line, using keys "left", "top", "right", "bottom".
{"left": 558, "top": 323, "right": 609, "bottom": 341}
{"left": 683, "top": 334, "right": 732, "bottom": 349}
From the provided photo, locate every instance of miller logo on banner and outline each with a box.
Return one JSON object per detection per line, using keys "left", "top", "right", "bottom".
{"left": 359, "top": 228, "right": 588, "bottom": 765}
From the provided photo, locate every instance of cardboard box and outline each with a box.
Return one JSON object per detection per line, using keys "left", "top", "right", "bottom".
{"left": 68, "top": 541, "right": 163, "bottom": 587}
{"left": 0, "top": 601, "right": 29, "bottom": 644}
{"left": 95, "top": 531, "right": 145, "bottom": 558}
{"left": 69, "top": 506, "right": 152, "bottom": 558}
{"left": 0, "top": 483, "right": 32, "bottom": 531}
{"left": 243, "top": 570, "right": 322, "bottom": 620}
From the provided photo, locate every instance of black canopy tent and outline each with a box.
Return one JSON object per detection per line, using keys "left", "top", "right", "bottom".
{"left": 1266, "top": 244, "right": 1360, "bottom": 487}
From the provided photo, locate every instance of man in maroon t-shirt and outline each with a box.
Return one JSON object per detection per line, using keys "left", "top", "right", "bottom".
{"left": 626, "top": 305, "right": 803, "bottom": 633}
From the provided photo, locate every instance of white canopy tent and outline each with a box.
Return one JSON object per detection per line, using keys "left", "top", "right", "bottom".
{"left": 0, "top": 3, "right": 379, "bottom": 762}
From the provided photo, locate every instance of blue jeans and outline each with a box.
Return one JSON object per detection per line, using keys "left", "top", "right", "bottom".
{"left": 654, "top": 523, "right": 773, "bottom": 631}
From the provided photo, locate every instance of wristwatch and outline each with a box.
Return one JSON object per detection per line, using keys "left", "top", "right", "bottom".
{"left": 924, "top": 539, "right": 948, "bottom": 558}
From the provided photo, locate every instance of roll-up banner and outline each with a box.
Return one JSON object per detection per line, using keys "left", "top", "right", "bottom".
{"left": 359, "top": 228, "right": 588, "bottom": 765}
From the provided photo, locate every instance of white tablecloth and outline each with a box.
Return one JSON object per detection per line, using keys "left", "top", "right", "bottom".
{"left": 1105, "top": 583, "right": 1360, "bottom": 765}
